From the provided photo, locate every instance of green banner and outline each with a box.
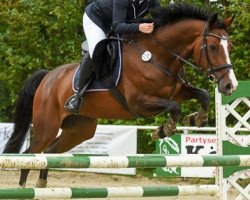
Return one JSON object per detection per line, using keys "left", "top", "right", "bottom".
{"left": 155, "top": 135, "right": 181, "bottom": 177}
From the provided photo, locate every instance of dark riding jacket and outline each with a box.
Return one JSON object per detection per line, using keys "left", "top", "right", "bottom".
{"left": 85, "top": 0, "right": 160, "bottom": 34}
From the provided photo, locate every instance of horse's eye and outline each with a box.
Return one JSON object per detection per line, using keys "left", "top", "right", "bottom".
{"left": 209, "top": 44, "right": 217, "bottom": 51}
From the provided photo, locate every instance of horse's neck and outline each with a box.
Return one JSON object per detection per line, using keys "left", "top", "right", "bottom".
{"left": 159, "top": 21, "right": 202, "bottom": 51}
{"left": 151, "top": 20, "right": 203, "bottom": 72}
{"left": 122, "top": 20, "right": 204, "bottom": 79}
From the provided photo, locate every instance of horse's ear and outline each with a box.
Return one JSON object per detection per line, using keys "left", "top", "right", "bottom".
{"left": 208, "top": 13, "right": 218, "bottom": 29}
{"left": 224, "top": 15, "right": 235, "bottom": 28}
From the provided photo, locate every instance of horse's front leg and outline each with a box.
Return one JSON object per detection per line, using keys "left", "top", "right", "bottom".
{"left": 174, "top": 84, "right": 210, "bottom": 127}
{"left": 151, "top": 113, "right": 180, "bottom": 141}
{"left": 132, "top": 96, "right": 181, "bottom": 140}
{"left": 183, "top": 106, "right": 209, "bottom": 127}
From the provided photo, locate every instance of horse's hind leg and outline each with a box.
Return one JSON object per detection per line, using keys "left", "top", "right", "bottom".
{"left": 19, "top": 148, "right": 31, "bottom": 188}
{"left": 174, "top": 84, "right": 210, "bottom": 127}
{"left": 36, "top": 115, "right": 97, "bottom": 188}
{"left": 19, "top": 109, "right": 61, "bottom": 187}
{"left": 19, "top": 122, "right": 60, "bottom": 187}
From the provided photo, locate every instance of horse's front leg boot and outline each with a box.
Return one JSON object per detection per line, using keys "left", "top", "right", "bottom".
{"left": 195, "top": 107, "right": 208, "bottom": 127}
{"left": 163, "top": 118, "right": 176, "bottom": 137}
{"left": 183, "top": 112, "right": 197, "bottom": 126}
{"left": 35, "top": 178, "right": 47, "bottom": 188}
{"left": 151, "top": 125, "right": 165, "bottom": 141}
{"left": 183, "top": 108, "right": 208, "bottom": 127}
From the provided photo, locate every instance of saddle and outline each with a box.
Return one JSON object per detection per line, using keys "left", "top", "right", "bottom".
{"left": 92, "top": 38, "right": 118, "bottom": 80}
{"left": 73, "top": 37, "right": 123, "bottom": 92}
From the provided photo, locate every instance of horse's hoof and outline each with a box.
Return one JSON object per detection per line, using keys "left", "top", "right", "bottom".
{"left": 19, "top": 182, "right": 26, "bottom": 188}
{"left": 183, "top": 113, "right": 197, "bottom": 126}
{"left": 35, "top": 178, "right": 47, "bottom": 188}
{"left": 163, "top": 125, "right": 176, "bottom": 137}
{"left": 196, "top": 108, "right": 208, "bottom": 127}
{"left": 183, "top": 111, "right": 208, "bottom": 127}
{"left": 162, "top": 118, "right": 176, "bottom": 137}
{"left": 151, "top": 125, "right": 166, "bottom": 141}
{"left": 151, "top": 128, "right": 160, "bottom": 141}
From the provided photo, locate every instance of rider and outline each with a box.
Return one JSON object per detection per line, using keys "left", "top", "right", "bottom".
{"left": 65, "top": 0, "right": 161, "bottom": 114}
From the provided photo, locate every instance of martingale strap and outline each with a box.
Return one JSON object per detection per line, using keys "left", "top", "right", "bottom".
{"left": 109, "top": 87, "right": 144, "bottom": 118}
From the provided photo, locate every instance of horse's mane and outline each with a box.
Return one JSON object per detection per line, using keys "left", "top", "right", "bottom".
{"left": 150, "top": 3, "right": 226, "bottom": 29}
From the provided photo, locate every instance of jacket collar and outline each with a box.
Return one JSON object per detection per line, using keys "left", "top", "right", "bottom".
{"left": 132, "top": 0, "right": 150, "bottom": 18}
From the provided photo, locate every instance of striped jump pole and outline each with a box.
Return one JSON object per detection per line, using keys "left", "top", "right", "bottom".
{"left": 0, "top": 185, "right": 219, "bottom": 199}
{"left": 0, "top": 154, "right": 249, "bottom": 169}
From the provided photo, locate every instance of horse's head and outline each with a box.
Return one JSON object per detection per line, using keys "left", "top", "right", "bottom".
{"left": 193, "top": 14, "right": 238, "bottom": 95}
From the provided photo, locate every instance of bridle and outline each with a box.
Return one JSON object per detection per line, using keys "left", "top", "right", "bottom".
{"left": 198, "top": 22, "right": 233, "bottom": 83}
{"left": 147, "top": 21, "right": 234, "bottom": 83}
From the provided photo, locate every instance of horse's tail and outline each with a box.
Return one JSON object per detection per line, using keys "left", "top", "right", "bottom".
{"left": 3, "top": 69, "right": 50, "bottom": 153}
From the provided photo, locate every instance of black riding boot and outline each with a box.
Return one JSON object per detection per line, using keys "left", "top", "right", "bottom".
{"left": 65, "top": 52, "right": 93, "bottom": 114}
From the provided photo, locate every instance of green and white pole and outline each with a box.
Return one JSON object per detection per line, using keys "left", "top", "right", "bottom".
{"left": 0, "top": 154, "right": 249, "bottom": 169}
{"left": 0, "top": 185, "right": 219, "bottom": 199}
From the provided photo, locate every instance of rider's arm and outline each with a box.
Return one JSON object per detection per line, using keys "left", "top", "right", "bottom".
{"left": 112, "top": 0, "right": 139, "bottom": 34}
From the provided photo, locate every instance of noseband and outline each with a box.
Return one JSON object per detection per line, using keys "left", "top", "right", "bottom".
{"left": 198, "top": 22, "right": 233, "bottom": 82}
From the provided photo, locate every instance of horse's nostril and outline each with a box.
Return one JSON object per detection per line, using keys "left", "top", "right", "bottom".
{"left": 225, "top": 83, "right": 232, "bottom": 91}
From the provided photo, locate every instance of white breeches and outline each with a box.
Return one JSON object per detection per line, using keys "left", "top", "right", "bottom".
{"left": 83, "top": 13, "right": 107, "bottom": 58}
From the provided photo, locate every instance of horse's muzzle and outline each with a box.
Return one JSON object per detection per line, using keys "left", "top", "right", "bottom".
{"left": 218, "top": 79, "right": 238, "bottom": 96}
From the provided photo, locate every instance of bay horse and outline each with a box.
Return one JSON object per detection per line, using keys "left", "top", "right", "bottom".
{"left": 4, "top": 4, "right": 238, "bottom": 188}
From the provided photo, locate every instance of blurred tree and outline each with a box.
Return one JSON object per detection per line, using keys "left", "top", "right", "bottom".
{"left": 0, "top": 0, "right": 84, "bottom": 120}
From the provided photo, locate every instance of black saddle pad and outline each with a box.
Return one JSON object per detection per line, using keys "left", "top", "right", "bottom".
{"left": 72, "top": 39, "right": 122, "bottom": 92}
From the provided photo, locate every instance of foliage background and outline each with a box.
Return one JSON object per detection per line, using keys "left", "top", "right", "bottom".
{"left": 0, "top": 0, "right": 249, "bottom": 126}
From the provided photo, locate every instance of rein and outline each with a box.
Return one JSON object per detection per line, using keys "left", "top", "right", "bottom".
{"left": 148, "top": 34, "right": 203, "bottom": 74}
{"left": 112, "top": 36, "right": 187, "bottom": 85}
{"left": 113, "top": 20, "right": 233, "bottom": 84}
